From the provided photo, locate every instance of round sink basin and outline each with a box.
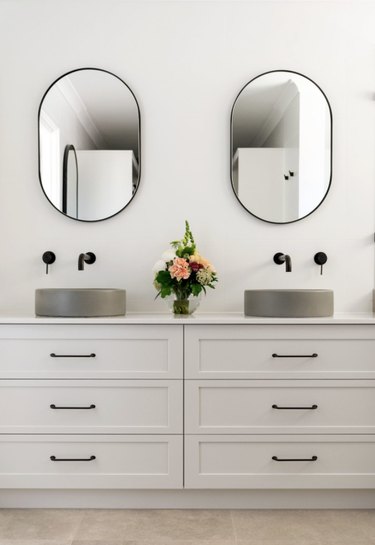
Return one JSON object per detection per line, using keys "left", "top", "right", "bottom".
{"left": 244, "top": 289, "right": 334, "bottom": 318}
{"left": 35, "top": 288, "right": 126, "bottom": 317}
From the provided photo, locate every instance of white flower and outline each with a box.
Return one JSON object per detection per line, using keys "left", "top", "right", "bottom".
{"left": 197, "top": 268, "right": 213, "bottom": 286}
{"left": 162, "top": 249, "right": 176, "bottom": 262}
{"left": 152, "top": 260, "right": 167, "bottom": 273}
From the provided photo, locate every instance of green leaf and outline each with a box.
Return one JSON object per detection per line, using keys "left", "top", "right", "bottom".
{"left": 160, "top": 286, "right": 172, "bottom": 298}
{"left": 156, "top": 270, "right": 172, "bottom": 285}
{"left": 191, "top": 284, "right": 203, "bottom": 296}
{"left": 182, "top": 246, "right": 195, "bottom": 256}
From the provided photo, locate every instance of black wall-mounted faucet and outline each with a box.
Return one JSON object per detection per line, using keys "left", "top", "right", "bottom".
{"left": 78, "top": 252, "right": 96, "bottom": 271}
{"left": 274, "top": 252, "right": 292, "bottom": 272}
{"left": 314, "top": 252, "right": 328, "bottom": 275}
{"left": 42, "top": 251, "right": 56, "bottom": 275}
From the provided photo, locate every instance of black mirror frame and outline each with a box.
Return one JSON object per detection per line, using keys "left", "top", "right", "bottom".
{"left": 230, "top": 69, "right": 333, "bottom": 225}
{"left": 38, "top": 67, "right": 141, "bottom": 223}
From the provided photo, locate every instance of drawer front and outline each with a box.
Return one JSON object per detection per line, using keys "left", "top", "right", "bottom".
{"left": 0, "top": 380, "right": 182, "bottom": 433}
{"left": 0, "top": 435, "right": 182, "bottom": 489}
{"left": 185, "top": 435, "right": 375, "bottom": 489}
{"left": 0, "top": 325, "right": 183, "bottom": 378}
{"left": 185, "top": 325, "right": 375, "bottom": 379}
{"left": 185, "top": 380, "right": 375, "bottom": 434}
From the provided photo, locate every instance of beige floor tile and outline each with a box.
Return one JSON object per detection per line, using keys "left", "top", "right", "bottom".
{"left": 354, "top": 510, "right": 375, "bottom": 540}
{"left": 232, "top": 509, "right": 375, "bottom": 543}
{"left": 73, "top": 541, "right": 234, "bottom": 545}
{"left": 236, "top": 538, "right": 375, "bottom": 545}
{"left": 0, "top": 540, "right": 72, "bottom": 545}
{"left": 75, "top": 510, "right": 235, "bottom": 541}
{"left": 0, "top": 509, "right": 83, "bottom": 540}
{"left": 0, "top": 512, "right": 14, "bottom": 533}
{"left": 71, "top": 541, "right": 123, "bottom": 545}
{"left": 120, "top": 542, "right": 235, "bottom": 545}
{"left": 236, "top": 540, "right": 321, "bottom": 545}
{"left": 301, "top": 510, "right": 375, "bottom": 542}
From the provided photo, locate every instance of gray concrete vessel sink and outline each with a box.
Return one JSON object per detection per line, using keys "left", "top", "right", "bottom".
{"left": 244, "top": 289, "right": 334, "bottom": 318}
{"left": 35, "top": 288, "right": 126, "bottom": 317}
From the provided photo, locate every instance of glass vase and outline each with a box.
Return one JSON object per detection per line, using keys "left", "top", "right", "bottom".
{"left": 166, "top": 293, "right": 201, "bottom": 315}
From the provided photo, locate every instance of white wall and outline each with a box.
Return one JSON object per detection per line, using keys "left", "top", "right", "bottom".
{"left": 0, "top": 0, "right": 374, "bottom": 314}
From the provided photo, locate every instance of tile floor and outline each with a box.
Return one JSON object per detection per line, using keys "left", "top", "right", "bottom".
{"left": 0, "top": 509, "right": 374, "bottom": 545}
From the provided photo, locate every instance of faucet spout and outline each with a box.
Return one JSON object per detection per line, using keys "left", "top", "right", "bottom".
{"left": 78, "top": 252, "right": 96, "bottom": 271}
{"left": 273, "top": 252, "right": 292, "bottom": 272}
{"left": 284, "top": 254, "right": 292, "bottom": 272}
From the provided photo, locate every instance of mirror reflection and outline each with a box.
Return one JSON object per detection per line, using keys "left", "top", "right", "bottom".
{"left": 39, "top": 68, "right": 140, "bottom": 222}
{"left": 231, "top": 70, "right": 332, "bottom": 224}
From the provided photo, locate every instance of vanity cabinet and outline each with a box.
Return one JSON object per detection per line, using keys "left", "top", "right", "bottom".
{"left": 1, "top": 319, "right": 375, "bottom": 492}
{"left": 0, "top": 324, "right": 183, "bottom": 489}
{"left": 184, "top": 324, "right": 375, "bottom": 489}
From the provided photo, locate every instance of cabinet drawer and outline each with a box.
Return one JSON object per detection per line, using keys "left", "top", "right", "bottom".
{"left": 185, "top": 380, "right": 375, "bottom": 434}
{"left": 0, "top": 325, "right": 182, "bottom": 378}
{"left": 185, "top": 325, "right": 375, "bottom": 379}
{"left": 185, "top": 435, "right": 375, "bottom": 489}
{"left": 0, "top": 435, "right": 182, "bottom": 489}
{"left": 0, "top": 380, "right": 182, "bottom": 433}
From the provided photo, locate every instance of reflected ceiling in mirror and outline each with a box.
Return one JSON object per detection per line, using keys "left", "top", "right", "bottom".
{"left": 38, "top": 68, "right": 140, "bottom": 222}
{"left": 231, "top": 70, "right": 332, "bottom": 224}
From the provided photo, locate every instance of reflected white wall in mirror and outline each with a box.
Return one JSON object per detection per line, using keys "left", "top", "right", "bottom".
{"left": 231, "top": 70, "right": 332, "bottom": 224}
{"left": 38, "top": 68, "right": 140, "bottom": 222}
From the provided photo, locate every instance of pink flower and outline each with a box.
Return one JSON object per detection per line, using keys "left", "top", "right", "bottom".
{"left": 169, "top": 257, "right": 191, "bottom": 281}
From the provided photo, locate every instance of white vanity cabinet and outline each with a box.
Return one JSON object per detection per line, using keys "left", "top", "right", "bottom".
{"left": 184, "top": 324, "right": 375, "bottom": 489}
{"left": 0, "top": 324, "right": 183, "bottom": 489}
{"left": 2, "top": 317, "right": 375, "bottom": 494}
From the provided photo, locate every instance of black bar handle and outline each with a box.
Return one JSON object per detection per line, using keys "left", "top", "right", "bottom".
{"left": 50, "top": 404, "right": 96, "bottom": 410}
{"left": 272, "top": 404, "right": 318, "bottom": 410}
{"left": 272, "top": 456, "right": 318, "bottom": 462}
{"left": 50, "top": 353, "right": 96, "bottom": 358}
{"left": 50, "top": 455, "right": 96, "bottom": 462}
{"left": 272, "top": 353, "right": 318, "bottom": 358}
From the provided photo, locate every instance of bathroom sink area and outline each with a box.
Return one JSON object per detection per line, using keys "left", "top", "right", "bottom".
{"left": 244, "top": 289, "right": 334, "bottom": 318}
{"left": 35, "top": 288, "right": 126, "bottom": 317}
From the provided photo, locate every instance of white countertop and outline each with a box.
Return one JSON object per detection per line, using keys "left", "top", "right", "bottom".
{"left": 0, "top": 312, "right": 375, "bottom": 325}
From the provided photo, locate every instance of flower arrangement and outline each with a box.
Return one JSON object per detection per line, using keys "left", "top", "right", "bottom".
{"left": 153, "top": 221, "right": 218, "bottom": 314}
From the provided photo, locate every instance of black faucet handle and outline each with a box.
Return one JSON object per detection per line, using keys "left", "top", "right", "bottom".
{"left": 274, "top": 253, "right": 286, "bottom": 265}
{"left": 314, "top": 252, "right": 328, "bottom": 275}
{"left": 42, "top": 251, "right": 56, "bottom": 275}
{"left": 85, "top": 252, "right": 96, "bottom": 265}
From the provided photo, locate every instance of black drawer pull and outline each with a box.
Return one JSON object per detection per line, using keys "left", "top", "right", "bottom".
{"left": 50, "top": 353, "right": 96, "bottom": 358}
{"left": 50, "top": 455, "right": 96, "bottom": 462}
{"left": 272, "top": 404, "right": 318, "bottom": 410}
{"left": 272, "top": 456, "right": 318, "bottom": 462}
{"left": 272, "top": 353, "right": 318, "bottom": 358}
{"left": 50, "top": 404, "right": 96, "bottom": 410}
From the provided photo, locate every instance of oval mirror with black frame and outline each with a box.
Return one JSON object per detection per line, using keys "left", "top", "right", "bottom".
{"left": 38, "top": 68, "right": 141, "bottom": 222}
{"left": 231, "top": 70, "right": 332, "bottom": 224}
